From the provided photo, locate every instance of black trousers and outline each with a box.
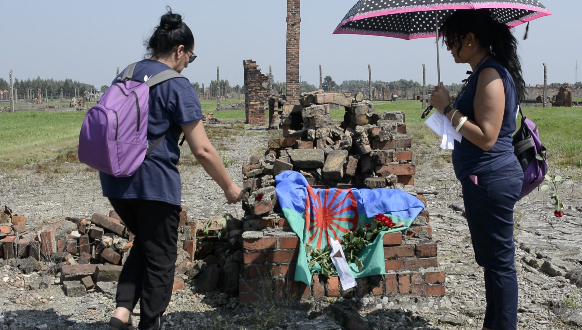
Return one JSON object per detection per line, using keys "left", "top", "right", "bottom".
{"left": 109, "top": 198, "right": 181, "bottom": 329}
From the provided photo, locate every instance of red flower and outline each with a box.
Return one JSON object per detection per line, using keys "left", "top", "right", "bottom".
{"left": 255, "top": 193, "right": 264, "bottom": 202}
{"left": 554, "top": 210, "right": 564, "bottom": 217}
{"left": 365, "top": 224, "right": 370, "bottom": 228}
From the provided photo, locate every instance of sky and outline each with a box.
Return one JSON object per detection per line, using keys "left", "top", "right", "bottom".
{"left": 0, "top": 0, "right": 579, "bottom": 90}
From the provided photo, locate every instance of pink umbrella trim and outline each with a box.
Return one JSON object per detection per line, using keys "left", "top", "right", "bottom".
{"left": 335, "top": 3, "right": 551, "bottom": 32}
{"left": 334, "top": 11, "right": 549, "bottom": 40}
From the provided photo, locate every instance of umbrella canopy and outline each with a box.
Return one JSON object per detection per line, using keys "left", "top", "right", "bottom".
{"left": 333, "top": 0, "right": 551, "bottom": 40}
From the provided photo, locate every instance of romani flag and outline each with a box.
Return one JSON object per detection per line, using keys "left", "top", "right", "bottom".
{"left": 275, "top": 171, "right": 425, "bottom": 285}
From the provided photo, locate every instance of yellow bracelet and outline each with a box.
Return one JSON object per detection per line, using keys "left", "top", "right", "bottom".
{"left": 450, "top": 109, "right": 459, "bottom": 125}
{"left": 456, "top": 116, "right": 468, "bottom": 132}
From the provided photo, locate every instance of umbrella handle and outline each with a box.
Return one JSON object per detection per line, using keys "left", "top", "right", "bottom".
{"left": 436, "top": 12, "right": 440, "bottom": 84}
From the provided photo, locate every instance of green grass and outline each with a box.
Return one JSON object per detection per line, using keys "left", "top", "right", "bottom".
{"left": 201, "top": 97, "right": 246, "bottom": 120}
{"left": 573, "top": 97, "right": 582, "bottom": 102}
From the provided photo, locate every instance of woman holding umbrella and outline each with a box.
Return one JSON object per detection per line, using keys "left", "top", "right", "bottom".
{"left": 430, "top": 9, "right": 525, "bottom": 330}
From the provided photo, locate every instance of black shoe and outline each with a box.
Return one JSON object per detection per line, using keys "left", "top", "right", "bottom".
{"left": 138, "top": 315, "right": 163, "bottom": 330}
{"left": 109, "top": 316, "right": 135, "bottom": 330}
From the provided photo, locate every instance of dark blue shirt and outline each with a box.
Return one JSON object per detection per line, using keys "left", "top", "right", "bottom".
{"left": 452, "top": 57, "right": 519, "bottom": 179}
{"left": 100, "top": 59, "right": 203, "bottom": 205}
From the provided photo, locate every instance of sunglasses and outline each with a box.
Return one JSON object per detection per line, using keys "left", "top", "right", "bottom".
{"left": 444, "top": 35, "right": 465, "bottom": 48}
{"left": 187, "top": 49, "right": 197, "bottom": 63}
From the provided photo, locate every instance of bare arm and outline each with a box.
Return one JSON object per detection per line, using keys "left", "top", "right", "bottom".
{"left": 430, "top": 68, "right": 505, "bottom": 151}
{"left": 181, "top": 120, "right": 242, "bottom": 203}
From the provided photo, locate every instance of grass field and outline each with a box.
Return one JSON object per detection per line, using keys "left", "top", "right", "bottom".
{"left": 1, "top": 99, "right": 581, "bottom": 168}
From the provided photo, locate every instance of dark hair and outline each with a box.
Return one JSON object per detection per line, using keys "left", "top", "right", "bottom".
{"left": 146, "top": 7, "right": 194, "bottom": 59}
{"left": 443, "top": 9, "right": 526, "bottom": 101}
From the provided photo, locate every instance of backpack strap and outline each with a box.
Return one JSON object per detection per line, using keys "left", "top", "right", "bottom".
{"left": 120, "top": 62, "right": 138, "bottom": 81}
{"left": 145, "top": 69, "right": 186, "bottom": 87}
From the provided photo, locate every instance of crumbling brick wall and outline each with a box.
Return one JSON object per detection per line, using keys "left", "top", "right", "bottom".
{"left": 243, "top": 60, "right": 269, "bottom": 125}
{"left": 286, "top": 0, "right": 300, "bottom": 106}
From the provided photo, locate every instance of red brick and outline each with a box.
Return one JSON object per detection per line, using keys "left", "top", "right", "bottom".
{"left": 11, "top": 215, "right": 25, "bottom": 226}
{"left": 57, "top": 239, "right": 66, "bottom": 253}
{"left": 0, "top": 225, "right": 11, "bottom": 234}
{"left": 40, "top": 229, "right": 57, "bottom": 256}
{"left": 175, "top": 258, "right": 192, "bottom": 275}
{"left": 345, "top": 156, "right": 359, "bottom": 177}
{"left": 94, "top": 264, "right": 123, "bottom": 282}
{"left": 385, "top": 260, "right": 403, "bottom": 271}
{"left": 312, "top": 274, "right": 325, "bottom": 298}
{"left": 172, "top": 277, "right": 185, "bottom": 291}
{"left": 368, "top": 126, "right": 382, "bottom": 137}
{"left": 385, "top": 274, "right": 397, "bottom": 294}
{"left": 61, "top": 264, "right": 97, "bottom": 282}
{"left": 279, "top": 263, "right": 296, "bottom": 277}
{"left": 101, "top": 248, "right": 121, "bottom": 264}
{"left": 406, "top": 225, "right": 433, "bottom": 239}
{"left": 372, "top": 137, "right": 412, "bottom": 150}
{"left": 278, "top": 218, "right": 290, "bottom": 228}
{"left": 372, "top": 280, "right": 383, "bottom": 295}
{"left": 186, "top": 221, "right": 197, "bottom": 238}
{"left": 243, "top": 252, "right": 266, "bottom": 265}
{"left": 244, "top": 264, "right": 278, "bottom": 278}
{"left": 418, "top": 210, "right": 430, "bottom": 223}
{"left": 415, "top": 243, "right": 437, "bottom": 258}
{"left": 88, "top": 227, "right": 104, "bottom": 241}
{"left": 281, "top": 136, "right": 301, "bottom": 148}
{"left": 397, "top": 124, "right": 407, "bottom": 134}
{"left": 425, "top": 284, "right": 445, "bottom": 296}
{"left": 398, "top": 175, "right": 414, "bottom": 185}
{"left": 253, "top": 201, "right": 273, "bottom": 216}
{"left": 267, "top": 250, "right": 298, "bottom": 263}
{"left": 183, "top": 240, "right": 195, "bottom": 260}
{"left": 81, "top": 276, "right": 95, "bottom": 290}
{"left": 179, "top": 206, "right": 188, "bottom": 227}
{"left": 66, "top": 239, "right": 78, "bottom": 255}
{"left": 415, "top": 194, "right": 427, "bottom": 208}
{"left": 243, "top": 237, "right": 277, "bottom": 250}
{"left": 384, "top": 245, "right": 415, "bottom": 258}
{"left": 403, "top": 258, "right": 438, "bottom": 270}
{"left": 108, "top": 210, "right": 121, "bottom": 221}
{"left": 279, "top": 237, "right": 299, "bottom": 249}
{"left": 425, "top": 271, "right": 445, "bottom": 284}
{"left": 78, "top": 235, "right": 90, "bottom": 254}
{"left": 2, "top": 235, "right": 16, "bottom": 259}
{"left": 395, "top": 151, "right": 412, "bottom": 161}
{"left": 92, "top": 213, "right": 126, "bottom": 237}
{"left": 383, "top": 232, "right": 402, "bottom": 246}
{"left": 295, "top": 140, "right": 314, "bottom": 149}
{"left": 17, "top": 238, "right": 29, "bottom": 258}
{"left": 398, "top": 274, "right": 410, "bottom": 294}
{"left": 327, "top": 276, "right": 340, "bottom": 296}
{"left": 78, "top": 219, "right": 90, "bottom": 235}
{"left": 288, "top": 280, "right": 310, "bottom": 300}
{"left": 122, "top": 241, "right": 133, "bottom": 253}
{"left": 376, "top": 164, "right": 415, "bottom": 176}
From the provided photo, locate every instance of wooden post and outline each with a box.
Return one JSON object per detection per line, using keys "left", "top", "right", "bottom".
{"left": 60, "top": 89, "right": 63, "bottom": 103}
{"left": 216, "top": 66, "right": 220, "bottom": 110}
{"left": 45, "top": 89, "right": 48, "bottom": 103}
{"left": 116, "top": 67, "right": 120, "bottom": 75}
{"left": 368, "top": 65, "right": 372, "bottom": 100}
{"left": 422, "top": 64, "right": 426, "bottom": 109}
{"left": 543, "top": 63, "right": 547, "bottom": 108}
{"left": 319, "top": 65, "right": 322, "bottom": 91}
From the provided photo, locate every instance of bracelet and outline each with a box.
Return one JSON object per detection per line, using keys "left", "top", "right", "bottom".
{"left": 443, "top": 104, "right": 454, "bottom": 115}
{"left": 456, "top": 116, "right": 468, "bottom": 132}
{"left": 450, "top": 109, "right": 459, "bottom": 125}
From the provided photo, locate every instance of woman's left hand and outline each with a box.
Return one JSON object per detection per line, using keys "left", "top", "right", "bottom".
{"left": 430, "top": 82, "right": 451, "bottom": 113}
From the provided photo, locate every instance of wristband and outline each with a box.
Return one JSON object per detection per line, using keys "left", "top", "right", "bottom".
{"left": 443, "top": 104, "right": 454, "bottom": 115}
{"left": 450, "top": 109, "right": 459, "bottom": 125}
{"left": 456, "top": 116, "right": 468, "bottom": 132}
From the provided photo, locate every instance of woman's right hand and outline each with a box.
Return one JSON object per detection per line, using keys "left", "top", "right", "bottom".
{"left": 224, "top": 182, "right": 243, "bottom": 204}
{"left": 430, "top": 82, "right": 451, "bottom": 113}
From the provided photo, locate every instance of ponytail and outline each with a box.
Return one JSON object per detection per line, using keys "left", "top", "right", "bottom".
{"left": 443, "top": 10, "right": 526, "bottom": 101}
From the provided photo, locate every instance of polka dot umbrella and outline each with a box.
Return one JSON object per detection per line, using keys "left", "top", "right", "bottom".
{"left": 333, "top": 0, "right": 551, "bottom": 116}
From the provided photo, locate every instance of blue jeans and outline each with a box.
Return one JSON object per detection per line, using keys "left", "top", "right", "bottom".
{"left": 461, "top": 160, "right": 523, "bottom": 330}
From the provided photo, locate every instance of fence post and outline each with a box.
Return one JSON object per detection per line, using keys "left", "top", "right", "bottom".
{"left": 543, "top": 63, "right": 547, "bottom": 108}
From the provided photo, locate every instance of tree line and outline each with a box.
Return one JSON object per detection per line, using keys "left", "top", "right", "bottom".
{"left": 0, "top": 77, "right": 95, "bottom": 99}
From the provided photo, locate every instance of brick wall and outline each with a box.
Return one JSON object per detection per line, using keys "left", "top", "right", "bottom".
{"left": 243, "top": 60, "right": 269, "bottom": 125}
{"left": 239, "top": 209, "right": 444, "bottom": 303}
{"left": 286, "top": 0, "right": 300, "bottom": 106}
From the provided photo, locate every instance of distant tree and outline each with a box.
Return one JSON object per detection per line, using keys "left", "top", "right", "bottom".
{"left": 192, "top": 82, "right": 200, "bottom": 91}
{"left": 0, "top": 78, "right": 8, "bottom": 90}
{"left": 300, "top": 81, "right": 317, "bottom": 93}
{"left": 322, "top": 76, "right": 337, "bottom": 92}
{"left": 575, "top": 81, "right": 582, "bottom": 88}
{"left": 100, "top": 85, "right": 109, "bottom": 93}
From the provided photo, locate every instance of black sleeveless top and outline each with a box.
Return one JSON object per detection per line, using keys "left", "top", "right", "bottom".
{"left": 452, "top": 57, "right": 519, "bottom": 179}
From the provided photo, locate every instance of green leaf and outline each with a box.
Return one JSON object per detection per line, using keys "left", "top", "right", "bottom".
{"left": 544, "top": 174, "right": 552, "bottom": 181}
{"left": 554, "top": 175, "right": 563, "bottom": 182}
{"left": 365, "top": 232, "right": 373, "bottom": 241}
{"left": 540, "top": 185, "right": 551, "bottom": 191}
{"left": 355, "top": 258, "right": 364, "bottom": 272}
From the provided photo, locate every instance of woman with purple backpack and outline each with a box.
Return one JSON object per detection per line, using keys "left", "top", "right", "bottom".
{"left": 429, "top": 10, "right": 525, "bottom": 330}
{"left": 105, "top": 8, "right": 243, "bottom": 330}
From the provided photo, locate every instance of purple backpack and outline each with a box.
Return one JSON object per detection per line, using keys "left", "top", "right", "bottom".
{"left": 78, "top": 63, "right": 184, "bottom": 177}
{"left": 513, "top": 106, "right": 548, "bottom": 200}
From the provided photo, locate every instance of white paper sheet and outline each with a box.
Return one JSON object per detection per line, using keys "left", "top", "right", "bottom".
{"left": 424, "top": 111, "right": 462, "bottom": 150}
{"left": 329, "top": 239, "right": 356, "bottom": 290}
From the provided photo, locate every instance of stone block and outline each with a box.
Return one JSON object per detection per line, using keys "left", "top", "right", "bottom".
{"left": 95, "top": 264, "right": 123, "bottom": 282}
{"left": 61, "top": 264, "right": 97, "bottom": 282}
{"left": 63, "top": 281, "right": 87, "bottom": 297}
{"left": 273, "top": 159, "right": 293, "bottom": 176}
{"left": 376, "top": 164, "right": 416, "bottom": 176}
{"left": 322, "top": 150, "right": 348, "bottom": 181}
{"left": 78, "top": 235, "right": 90, "bottom": 254}
{"left": 101, "top": 247, "right": 121, "bottom": 264}
{"left": 17, "top": 238, "right": 29, "bottom": 258}
{"left": 364, "top": 177, "right": 387, "bottom": 189}
{"left": 345, "top": 155, "right": 359, "bottom": 177}
{"left": 287, "top": 149, "right": 325, "bottom": 169}
{"left": 373, "top": 150, "right": 395, "bottom": 165}
{"left": 81, "top": 276, "right": 95, "bottom": 290}
{"left": 295, "top": 140, "right": 314, "bottom": 149}
{"left": 40, "top": 229, "right": 57, "bottom": 256}
{"left": 351, "top": 103, "right": 370, "bottom": 115}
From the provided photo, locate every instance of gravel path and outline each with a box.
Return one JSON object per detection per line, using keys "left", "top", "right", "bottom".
{"left": 0, "top": 124, "right": 581, "bottom": 329}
